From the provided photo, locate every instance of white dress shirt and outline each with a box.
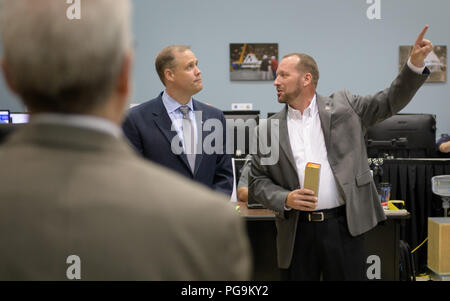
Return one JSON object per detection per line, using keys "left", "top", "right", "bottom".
{"left": 287, "top": 95, "right": 345, "bottom": 210}
{"left": 406, "top": 57, "right": 426, "bottom": 74}
{"left": 285, "top": 59, "right": 424, "bottom": 211}
{"left": 162, "top": 90, "right": 198, "bottom": 153}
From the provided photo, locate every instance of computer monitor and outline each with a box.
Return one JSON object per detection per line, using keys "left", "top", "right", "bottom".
{"left": 365, "top": 114, "right": 436, "bottom": 158}
{"left": 233, "top": 157, "right": 247, "bottom": 185}
{"left": 10, "top": 112, "right": 30, "bottom": 124}
{"left": 0, "top": 110, "right": 10, "bottom": 124}
{"left": 223, "top": 110, "right": 260, "bottom": 158}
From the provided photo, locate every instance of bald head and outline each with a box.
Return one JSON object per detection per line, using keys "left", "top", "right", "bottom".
{"left": 283, "top": 53, "right": 320, "bottom": 88}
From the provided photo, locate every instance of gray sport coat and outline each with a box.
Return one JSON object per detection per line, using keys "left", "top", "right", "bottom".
{"left": 0, "top": 123, "right": 251, "bottom": 280}
{"left": 249, "top": 65, "right": 429, "bottom": 268}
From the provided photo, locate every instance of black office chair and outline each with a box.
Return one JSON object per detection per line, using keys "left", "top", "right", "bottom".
{"left": 0, "top": 124, "right": 20, "bottom": 144}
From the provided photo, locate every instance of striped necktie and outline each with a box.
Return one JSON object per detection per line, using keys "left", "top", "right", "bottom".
{"left": 179, "top": 105, "right": 196, "bottom": 172}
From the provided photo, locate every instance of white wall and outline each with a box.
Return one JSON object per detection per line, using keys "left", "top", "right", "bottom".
{"left": 1, "top": 0, "right": 449, "bottom": 136}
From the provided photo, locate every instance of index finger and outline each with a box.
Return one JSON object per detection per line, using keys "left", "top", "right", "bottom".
{"left": 415, "top": 25, "right": 429, "bottom": 45}
{"left": 300, "top": 188, "right": 315, "bottom": 195}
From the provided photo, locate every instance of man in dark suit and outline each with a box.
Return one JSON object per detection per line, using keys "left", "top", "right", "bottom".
{"left": 122, "top": 46, "right": 233, "bottom": 196}
{"left": 0, "top": 0, "right": 250, "bottom": 280}
{"left": 249, "top": 26, "right": 433, "bottom": 280}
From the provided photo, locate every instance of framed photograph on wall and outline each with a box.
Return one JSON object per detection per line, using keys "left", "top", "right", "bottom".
{"left": 230, "top": 43, "right": 279, "bottom": 81}
{"left": 399, "top": 45, "right": 447, "bottom": 82}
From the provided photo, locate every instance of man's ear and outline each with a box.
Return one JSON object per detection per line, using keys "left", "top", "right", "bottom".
{"left": 1, "top": 57, "right": 18, "bottom": 95}
{"left": 303, "top": 73, "right": 313, "bottom": 87}
{"left": 164, "top": 68, "right": 174, "bottom": 84}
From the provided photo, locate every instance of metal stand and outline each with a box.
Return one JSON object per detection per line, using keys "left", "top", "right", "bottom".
{"left": 432, "top": 175, "right": 450, "bottom": 218}
{"left": 442, "top": 197, "right": 449, "bottom": 217}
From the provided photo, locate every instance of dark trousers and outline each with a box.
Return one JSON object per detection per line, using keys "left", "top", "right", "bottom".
{"left": 280, "top": 207, "right": 366, "bottom": 281}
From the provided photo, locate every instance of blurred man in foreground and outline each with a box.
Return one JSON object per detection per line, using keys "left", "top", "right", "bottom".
{"left": 0, "top": 0, "right": 251, "bottom": 280}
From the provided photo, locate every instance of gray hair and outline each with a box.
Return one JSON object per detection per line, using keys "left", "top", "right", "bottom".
{"left": 0, "top": 0, "right": 132, "bottom": 113}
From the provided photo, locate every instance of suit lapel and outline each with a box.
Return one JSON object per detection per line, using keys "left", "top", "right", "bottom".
{"left": 153, "top": 97, "right": 193, "bottom": 174}
{"left": 277, "top": 106, "right": 297, "bottom": 171}
{"left": 316, "top": 94, "right": 332, "bottom": 148}
{"left": 192, "top": 99, "right": 204, "bottom": 176}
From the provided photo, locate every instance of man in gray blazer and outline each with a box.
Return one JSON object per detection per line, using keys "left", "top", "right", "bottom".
{"left": 249, "top": 26, "right": 432, "bottom": 280}
{"left": 0, "top": 0, "right": 251, "bottom": 280}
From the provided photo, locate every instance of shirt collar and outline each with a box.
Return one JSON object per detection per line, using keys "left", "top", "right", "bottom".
{"left": 30, "top": 113, "right": 122, "bottom": 138}
{"left": 287, "top": 94, "right": 317, "bottom": 119}
{"left": 162, "top": 90, "right": 194, "bottom": 114}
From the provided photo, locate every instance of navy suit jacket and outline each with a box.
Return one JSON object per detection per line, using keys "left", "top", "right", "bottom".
{"left": 122, "top": 93, "right": 233, "bottom": 196}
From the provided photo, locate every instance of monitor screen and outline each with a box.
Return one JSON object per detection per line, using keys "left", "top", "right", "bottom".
{"left": 223, "top": 110, "right": 260, "bottom": 158}
{"left": 10, "top": 113, "right": 30, "bottom": 124}
{"left": 365, "top": 114, "right": 436, "bottom": 158}
{"left": 233, "top": 157, "right": 247, "bottom": 185}
{"left": 0, "top": 110, "right": 10, "bottom": 124}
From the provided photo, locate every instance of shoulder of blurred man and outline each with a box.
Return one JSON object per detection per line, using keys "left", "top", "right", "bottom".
{"left": 0, "top": 122, "right": 251, "bottom": 280}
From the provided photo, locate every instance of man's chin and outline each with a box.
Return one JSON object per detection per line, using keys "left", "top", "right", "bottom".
{"left": 277, "top": 96, "right": 286, "bottom": 104}
{"left": 192, "top": 86, "right": 203, "bottom": 95}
